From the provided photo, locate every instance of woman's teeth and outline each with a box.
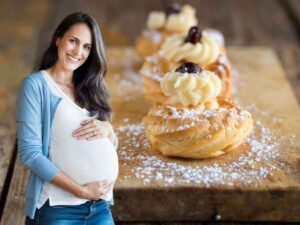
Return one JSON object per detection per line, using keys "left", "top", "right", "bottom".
{"left": 67, "top": 54, "right": 80, "bottom": 62}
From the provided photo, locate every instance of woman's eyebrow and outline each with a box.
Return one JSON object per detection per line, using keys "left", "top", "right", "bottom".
{"left": 71, "top": 36, "right": 92, "bottom": 45}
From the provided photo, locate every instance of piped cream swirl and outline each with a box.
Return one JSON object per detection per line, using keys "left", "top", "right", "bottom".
{"left": 161, "top": 33, "right": 220, "bottom": 67}
{"left": 147, "top": 12, "right": 166, "bottom": 29}
{"left": 146, "top": 5, "right": 197, "bottom": 32}
{"left": 160, "top": 70, "right": 222, "bottom": 107}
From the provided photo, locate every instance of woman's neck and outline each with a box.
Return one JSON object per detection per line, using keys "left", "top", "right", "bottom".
{"left": 47, "top": 64, "right": 73, "bottom": 86}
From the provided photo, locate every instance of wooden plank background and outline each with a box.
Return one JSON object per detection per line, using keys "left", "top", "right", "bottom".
{"left": 0, "top": 0, "right": 299, "bottom": 224}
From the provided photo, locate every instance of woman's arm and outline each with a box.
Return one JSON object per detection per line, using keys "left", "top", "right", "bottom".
{"left": 17, "top": 77, "right": 59, "bottom": 181}
{"left": 51, "top": 171, "right": 113, "bottom": 200}
{"left": 16, "top": 77, "right": 111, "bottom": 200}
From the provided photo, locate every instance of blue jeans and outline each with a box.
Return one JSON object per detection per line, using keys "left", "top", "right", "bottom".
{"left": 25, "top": 199, "right": 115, "bottom": 225}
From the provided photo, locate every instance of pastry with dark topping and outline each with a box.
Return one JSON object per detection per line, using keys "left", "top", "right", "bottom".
{"left": 140, "top": 26, "right": 232, "bottom": 105}
{"left": 143, "top": 65, "right": 253, "bottom": 159}
{"left": 135, "top": 4, "right": 198, "bottom": 57}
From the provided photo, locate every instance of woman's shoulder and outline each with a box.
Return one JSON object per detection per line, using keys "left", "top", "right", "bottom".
{"left": 21, "top": 71, "right": 45, "bottom": 92}
{"left": 21, "top": 71, "right": 45, "bottom": 90}
{"left": 23, "top": 70, "right": 44, "bottom": 83}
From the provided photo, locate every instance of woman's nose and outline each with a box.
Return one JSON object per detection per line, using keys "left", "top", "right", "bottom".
{"left": 73, "top": 45, "right": 83, "bottom": 56}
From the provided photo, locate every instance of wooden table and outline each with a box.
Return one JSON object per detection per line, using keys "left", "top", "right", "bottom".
{"left": 0, "top": 0, "right": 299, "bottom": 224}
{"left": 105, "top": 47, "right": 300, "bottom": 222}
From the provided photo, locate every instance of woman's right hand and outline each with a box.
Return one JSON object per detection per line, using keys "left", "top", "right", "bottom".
{"left": 78, "top": 180, "right": 114, "bottom": 200}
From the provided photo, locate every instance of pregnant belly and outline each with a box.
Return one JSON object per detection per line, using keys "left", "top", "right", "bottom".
{"left": 50, "top": 137, "right": 118, "bottom": 184}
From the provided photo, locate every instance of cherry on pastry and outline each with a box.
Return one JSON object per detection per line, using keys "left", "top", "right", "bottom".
{"left": 165, "top": 3, "right": 182, "bottom": 16}
{"left": 185, "top": 26, "right": 202, "bottom": 44}
{"left": 175, "top": 62, "right": 203, "bottom": 74}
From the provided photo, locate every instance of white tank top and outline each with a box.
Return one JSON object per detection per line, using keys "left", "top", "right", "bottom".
{"left": 37, "top": 70, "right": 118, "bottom": 208}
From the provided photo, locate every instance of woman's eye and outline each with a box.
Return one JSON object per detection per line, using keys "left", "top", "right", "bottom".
{"left": 84, "top": 45, "right": 91, "bottom": 50}
{"left": 69, "top": 39, "right": 76, "bottom": 44}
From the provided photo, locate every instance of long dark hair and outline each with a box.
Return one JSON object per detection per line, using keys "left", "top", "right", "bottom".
{"left": 38, "top": 12, "right": 111, "bottom": 121}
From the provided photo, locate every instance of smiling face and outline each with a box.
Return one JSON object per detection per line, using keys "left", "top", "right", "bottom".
{"left": 55, "top": 23, "right": 92, "bottom": 73}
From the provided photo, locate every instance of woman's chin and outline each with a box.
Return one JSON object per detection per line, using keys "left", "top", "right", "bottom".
{"left": 64, "top": 64, "right": 82, "bottom": 72}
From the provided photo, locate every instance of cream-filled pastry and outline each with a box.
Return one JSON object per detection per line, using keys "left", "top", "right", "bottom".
{"left": 161, "top": 63, "right": 222, "bottom": 107}
{"left": 143, "top": 62, "right": 253, "bottom": 159}
{"left": 140, "top": 27, "right": 232, "bottom": 104}
{"left": 161, "top": 28, "right": 220, "bottom": 67}
{"left": 135, "top": 3, "right": 198, "bottom": 57}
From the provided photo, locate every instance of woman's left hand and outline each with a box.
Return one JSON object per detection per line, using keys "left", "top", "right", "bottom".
{"left": 72, "top": 119, "right": 113, "bottom": 141}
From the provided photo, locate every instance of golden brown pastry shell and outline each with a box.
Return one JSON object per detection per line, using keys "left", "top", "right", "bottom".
{"left": 142, "top": 98, "right": 253, "bottom": 159}
{"left": 135, "top": 29, "right": 174, "bottom": 58}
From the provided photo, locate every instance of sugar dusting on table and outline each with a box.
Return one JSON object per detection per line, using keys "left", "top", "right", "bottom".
{"left": 115, "top": 111, "right": 289, "bottom": 187}
{"left": 108, "top": 49, "right": 296, "bottom": 187}
{"left": 111, "top": 68, "right": 142, "bottom": 101}
{"left": 115, "top": 100, "right": 294, "bottom": 187}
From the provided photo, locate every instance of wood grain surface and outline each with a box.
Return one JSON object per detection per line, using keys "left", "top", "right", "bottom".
{"left": 108, "top": 47, "right": 300, "bottom": 222}
{"left": 0, "top": 0, "right": 50, "bottom": 218}
{"left": 1, "top": 47, "right": 300, "bottom": 224}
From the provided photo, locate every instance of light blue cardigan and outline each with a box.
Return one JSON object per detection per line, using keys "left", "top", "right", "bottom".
{"left": 16, "top": 71, "right": 117, "bottom": 219}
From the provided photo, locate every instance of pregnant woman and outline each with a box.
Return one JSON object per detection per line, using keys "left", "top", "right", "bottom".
{"left": 16, "top": 12, "right": 118, "bottom": 225}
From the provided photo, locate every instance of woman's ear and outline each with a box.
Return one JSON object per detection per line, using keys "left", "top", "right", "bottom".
{"left": 56, "top": 38, "right": 61, "bottom": 47}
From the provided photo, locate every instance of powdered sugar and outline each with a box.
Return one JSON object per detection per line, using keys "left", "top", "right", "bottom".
{"left": 142, "top": 29, "right": 162, "bottom": 44}
{"left": 108, "top": 48, "right": 141, "bottom": 68}
{"left": 115, "top": 106, "right": 288, "bottom": 187}
{"left": 108, "top": 48, "right": 297, "bottom": 188}
{"left": 141, "top": 69, "right": 162, "bottom": 81}
{"left": 111, "top": 69, "right": 142, "bottom": 101}
{"left": 150, "top": 105, "right": 251, "bottom": 132}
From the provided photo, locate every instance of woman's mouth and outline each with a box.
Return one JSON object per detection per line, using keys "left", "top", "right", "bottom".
{"left": 67, "top": 54, "right": 80, "bottom": 63}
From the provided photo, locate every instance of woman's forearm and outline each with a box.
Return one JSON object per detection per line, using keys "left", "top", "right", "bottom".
{"left": 51, "top": 171, "right": 84, "bottom": 198}
{"left": 51, "top": 172, "right": 111, "bottom": 200}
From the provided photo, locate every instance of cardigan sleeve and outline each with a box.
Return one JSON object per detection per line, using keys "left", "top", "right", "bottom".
{"left": 16, "top": 77, "right": 59, "bottom": 182}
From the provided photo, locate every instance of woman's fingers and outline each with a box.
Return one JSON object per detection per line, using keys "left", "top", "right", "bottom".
{"left": 101, "top": 182, "right": 114, "bottom": 189}
{"left": 73, "top": 126, "right": 100, "bottom": 139}
{"left": 73, "top": 120, "right": 96, "bottom": 135}
{"left": 87, "top": 134, "right": 104, "bottom": 141}
{"left": 85, "top": 182, "right": 108, "bottom": 200}
{"left": 97, "top": 189, "right": 104, "bottom": 196}
{"left": 94, "top": 182, "right": 113, "bottom": 199}
{"left": 99, "top": 181, "right": 114, "bottom": 193}
{"left": 74, "top": 128, "right": 107, "bottom": 140}
{"left": 80, "top": 119, "right": 93, "bottom": 125}
{"left": 85, "top": 181, "right": 114, "bottom": 200}
{"left": 73, "top": 131, "right": 93, "bottom": 140}
{"left": 73, "top": 119, "right": 112, "bottom": 140}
